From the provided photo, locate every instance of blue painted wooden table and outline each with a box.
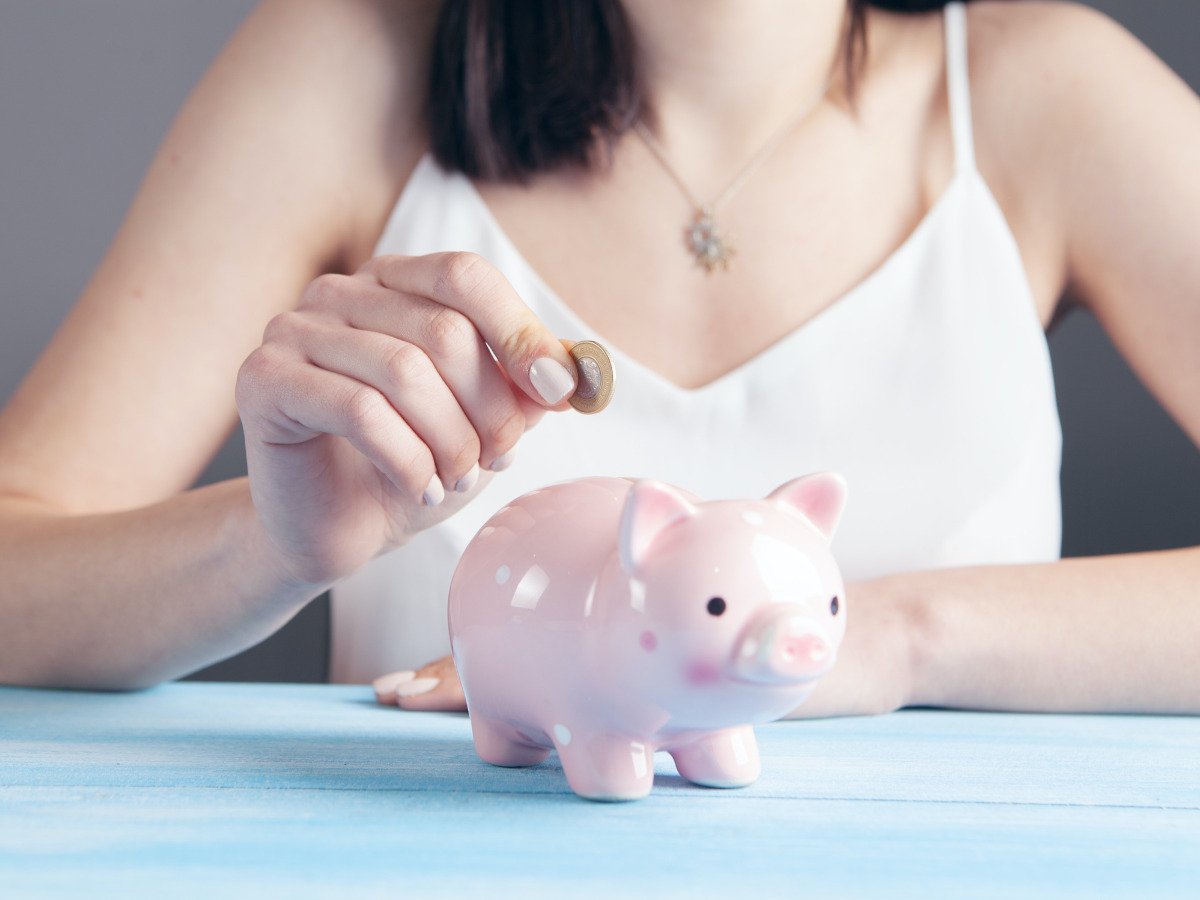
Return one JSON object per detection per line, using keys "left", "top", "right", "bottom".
{"left": 1, "top": 683, "right": 1197, "bottom": 898}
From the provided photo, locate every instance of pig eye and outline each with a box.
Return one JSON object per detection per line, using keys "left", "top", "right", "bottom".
{"left": 706, "top": 597, "right": 727, "bottom": 616}
{"left": 830, "top": 596, "right": 840, "bottom": 616}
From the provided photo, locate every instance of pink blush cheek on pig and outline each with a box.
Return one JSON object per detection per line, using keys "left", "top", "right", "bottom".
{"left": 684, "top": 660, "right": 722, "bottom": 686}
{"left": 639, "top": 630, "right": 658, "bottom": 652}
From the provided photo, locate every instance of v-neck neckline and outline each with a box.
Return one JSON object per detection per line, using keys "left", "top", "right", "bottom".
{"left": 445, "top": 157, "right": 971, "bottom": 400}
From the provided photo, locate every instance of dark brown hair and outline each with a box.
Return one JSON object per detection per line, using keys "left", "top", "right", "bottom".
{"left": 429, "top": 0, "right": 956, "bottom": 182}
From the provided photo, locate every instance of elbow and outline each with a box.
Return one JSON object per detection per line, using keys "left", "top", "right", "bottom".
{"left": 1, "top": 671, "right": 167, "bottom": 693}
{"left": 0, "top": 654, "right": 171, "bottom": 693}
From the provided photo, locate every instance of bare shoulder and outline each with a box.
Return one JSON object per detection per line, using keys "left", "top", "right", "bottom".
{"left": 0, "top": 0, "right": 444, "bottom": 512}
{"left": 241, "top": 0, "right": 440, "bottom": 110}
{"left": 966, "top": 0, "right": 1179, "bottom": 192}
{"left": 962, "top": 1, "right": 1190, "bottom": 311}
{"left": 227, "top": 0, "right": 439, "bottom": 141}
{"left": 230, "top": 0, "right": 442, "bottom": 262}
{"left": 968, "top": 0, "right": 1128, "bottom": 48}
{"left": 964, "top": 0, "right": 1200, "bottom": 448}
{"left": 967, "top": 1, "right": 1163, "bottom": 101}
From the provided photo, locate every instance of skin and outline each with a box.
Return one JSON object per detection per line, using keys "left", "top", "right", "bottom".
{"left": 0, "top": 1, "right": 1197, "bottom": 715}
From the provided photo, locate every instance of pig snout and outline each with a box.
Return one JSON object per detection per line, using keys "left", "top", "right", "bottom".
{"left": 731, "top": 606, "right": 835, "bottom": 684}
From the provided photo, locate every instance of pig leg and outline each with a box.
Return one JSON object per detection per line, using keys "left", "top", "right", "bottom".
{"left": 669, "top": 725, "right": 760, "bottom": 788}
{"left": 470, "top": 715, "right": 550, "bottom": 768}
{"left": 554, "top": 731, "right": 655, "bottom": 802}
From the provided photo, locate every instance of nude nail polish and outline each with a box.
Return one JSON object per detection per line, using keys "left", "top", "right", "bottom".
{"left": 529, "top": 357, "right": 574, "bottom": 405}
{"left": 455, "top": 463, "right": 480, "bottom": 493}
{"left": 395, "top": 677, "right": 440, "bottom": 698}
{"left": 422, "top": 475, "right": 445, "bottom": 507}
{"left": 373, "top": 671, "right": 416, "bottom": 703}
{"left": 489, "top": 449, "right": 516, "bottom": 472}
{"left": 373, "top": 671, "right": 415, "bottom": 696}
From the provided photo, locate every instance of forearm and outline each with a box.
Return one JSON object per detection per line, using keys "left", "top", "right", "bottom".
{"left": 0, "top": 477, "right": 324, "bottom": 690}
{"left": 897, "top": 546, "right": 1200, "bottom": 714}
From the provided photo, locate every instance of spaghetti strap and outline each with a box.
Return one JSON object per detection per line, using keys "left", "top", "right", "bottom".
{"left": 944, "top": 2, "right": 977, "bottom": 173}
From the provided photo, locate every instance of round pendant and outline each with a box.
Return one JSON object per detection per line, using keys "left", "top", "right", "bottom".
{"left": 687, "top": 210, "right": 734, "bottom": 273}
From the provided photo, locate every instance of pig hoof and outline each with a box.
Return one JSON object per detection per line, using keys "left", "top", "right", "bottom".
{"left": 557, "top": 735, "right": 655, "bottom": 801}
{"left": 670, "top": 726, "right": 761, "bottom": 788}
{"left": 471, "top": 716, "right": 549, "bottom": 768}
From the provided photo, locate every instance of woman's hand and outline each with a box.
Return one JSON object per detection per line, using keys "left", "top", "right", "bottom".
{"left": 235, "top": 251, "right": 577, "bottom": 589}
{"left": 372, "top": 577, "right": 922, "bottom": 718}
{"left": 374, "top": 655, "right": 467, "bottom": 711}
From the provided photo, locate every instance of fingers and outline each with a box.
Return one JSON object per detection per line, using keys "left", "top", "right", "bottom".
{"left": 286, "top": 319, "right": 485, "bottom": 490}
{"left": 373, "top": 655, "right": 467, "bottom": 712}
{"left": 362, "top": 253, "right": 577, "bottom": 409}
{"left": 311, "top": 279, "right": 533, "bottom": 471}
{"left": 247, "top": 253, "right": 574, "bottom": 506}
{"left": 372, "top": 670, "right": 420, "bottom": 705}
{"left": 237, "top": 348, "right": 438, "bottom": 503}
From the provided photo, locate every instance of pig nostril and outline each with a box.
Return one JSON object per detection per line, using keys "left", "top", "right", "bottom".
{"left": 778, "top": 635, "right": 828, "bottom": 667}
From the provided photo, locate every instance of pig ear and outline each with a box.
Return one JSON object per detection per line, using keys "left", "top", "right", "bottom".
{"left": 768, "top": 472, "right": 847, "bottom": 540}
{"left": 619, "top": 480, "right": 697, "bottom": 574}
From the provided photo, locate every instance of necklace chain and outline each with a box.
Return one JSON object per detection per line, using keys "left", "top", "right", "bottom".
{"left": 633, "top": 76, "right": 833, "bottom": 273}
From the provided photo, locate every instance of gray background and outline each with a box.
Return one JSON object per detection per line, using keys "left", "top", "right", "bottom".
{"left": 1, "top": 1, "right": 1197, "bottom": 683}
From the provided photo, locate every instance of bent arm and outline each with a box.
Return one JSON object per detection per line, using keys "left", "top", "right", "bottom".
{"left": 0, "top": 482, "right": 321, "bottom": 690}
{"left": 898, "top": 5, "right": 1200, "bottom": 716}
{"left": 794, "top": 5, "right": 1200, "bottom": 720}
{"left": 0, "top": 0, "right": 434, "bottom": 688}
{"left": 901, "top": 547, "right": 1200, "bottom": 713}
{"left": 786, "top": 544, "right": 1200, "bottom": 719}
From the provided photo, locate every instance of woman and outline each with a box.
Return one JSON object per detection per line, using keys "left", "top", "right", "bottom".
{"left": 0, "top": 0, "right": 1196, "bottom": 718}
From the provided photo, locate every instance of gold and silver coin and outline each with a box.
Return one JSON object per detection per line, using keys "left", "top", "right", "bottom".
{"left": 567, "top": 340, "right": 615, "bottom": 414}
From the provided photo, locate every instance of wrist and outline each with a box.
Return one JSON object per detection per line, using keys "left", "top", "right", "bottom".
{"left": 871, "top": 571, "right": 942, "bottom": 711}
{"left": 224, "top": 478, "right": 333, "bottom": 607}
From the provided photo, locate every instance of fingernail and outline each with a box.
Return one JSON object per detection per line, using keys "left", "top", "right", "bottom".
{"left": 455, "top": 463, "right": 480, "bottom": 493}
{"left": 488, "top": 449, "right": 515, "bottom": 472}
{"left": 373, "top": 671, "right": 415, "bottom": 698}
{"left": 529, "top": 357, "right": 574, "bottom": 405}
{"left": 395, "top": 677, "right": 439, "bottom": 698}
{"left": 422, "top": 475, "right": 445, "bottom": 507}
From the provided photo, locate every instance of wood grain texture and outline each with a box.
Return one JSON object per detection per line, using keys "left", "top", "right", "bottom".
{"left": 1, "top": 683, "right": 1197, "bottom": 897}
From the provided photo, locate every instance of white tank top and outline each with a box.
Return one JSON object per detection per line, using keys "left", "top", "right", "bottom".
{"left": 329, "top": 2, "right": 1061, "bottom": 683}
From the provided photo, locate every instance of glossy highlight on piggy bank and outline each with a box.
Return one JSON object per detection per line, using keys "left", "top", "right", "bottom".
{"left": 447, "top": 474, "right": 848, "bottom": 801}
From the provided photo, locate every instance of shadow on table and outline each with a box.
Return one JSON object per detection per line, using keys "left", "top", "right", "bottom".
{"left": 345, "top": 697, "right": 468, "bottom": 716}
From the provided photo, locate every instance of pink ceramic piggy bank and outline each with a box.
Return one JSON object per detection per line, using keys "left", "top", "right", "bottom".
{"left": 447, "top": 473, "right": 847, "bottom": 801}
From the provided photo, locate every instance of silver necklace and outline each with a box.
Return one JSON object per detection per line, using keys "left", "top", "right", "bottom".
{"left": 633, "top": 79, "right": 832, "bottom": 274}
